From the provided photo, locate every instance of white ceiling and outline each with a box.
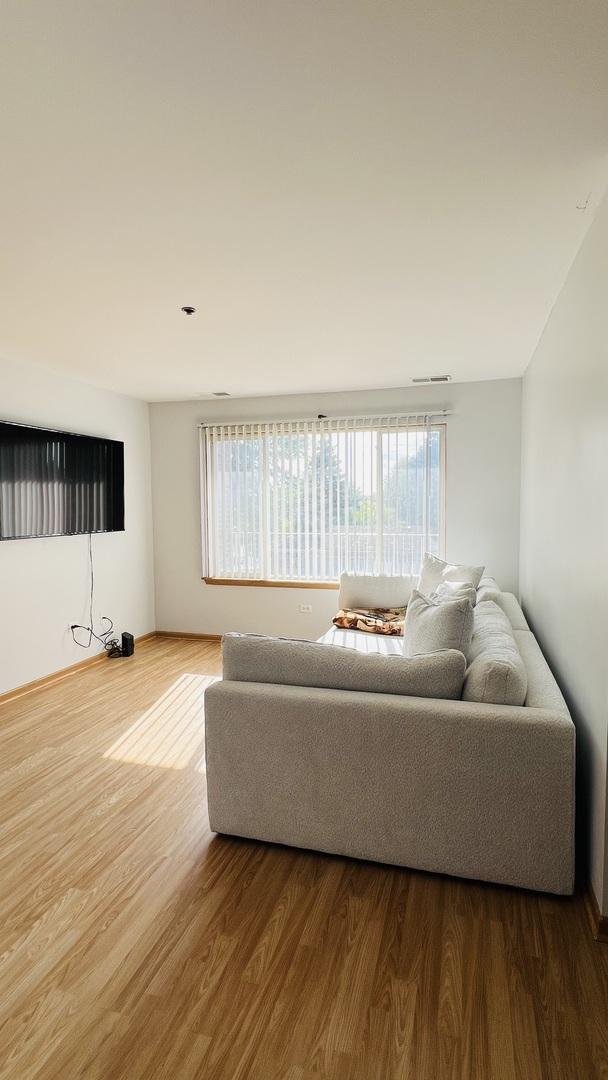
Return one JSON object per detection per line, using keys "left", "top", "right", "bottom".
{"left": 2, "top": 1, "right": 608, "bottom": 402}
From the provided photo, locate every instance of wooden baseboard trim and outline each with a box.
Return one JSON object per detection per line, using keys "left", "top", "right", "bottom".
{"left": 0, "top": 630, "right": 158, "bottom": 706}
{"left": 156, "top": 631, "right": 222, "bottom": 641}
{"left": 585, "top": 885, "right": 608, "bottom": 944}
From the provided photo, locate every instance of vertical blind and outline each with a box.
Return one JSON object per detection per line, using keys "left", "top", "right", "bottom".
{"left": 201, "top": 414, "right": 446, "bottom": 582}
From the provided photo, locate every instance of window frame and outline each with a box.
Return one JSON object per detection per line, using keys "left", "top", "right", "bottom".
{"left": 200, "top": 419, "right": 447, "bottom": 587}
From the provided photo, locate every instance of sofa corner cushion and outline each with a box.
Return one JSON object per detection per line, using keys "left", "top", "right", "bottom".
{"left": 463, "top": 600, "right": 528, "bottom": 706}
{"left": 418, "top": 552, "right": 485, "bottom": 596}
{"left": 404, "top": 590, "right": 474, "bottom": 657}
{"left": 338, "top": 572, "right": 414, "bottom": 611}
{"left": 222, "top": 632, "right": 466, "bottom": 700}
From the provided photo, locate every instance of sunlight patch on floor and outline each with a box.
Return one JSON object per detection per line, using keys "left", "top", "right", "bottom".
{"left": 103, "top": 673, "right": 219, "bottom": 768}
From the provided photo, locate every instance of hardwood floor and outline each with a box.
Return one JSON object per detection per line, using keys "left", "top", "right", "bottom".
{"left": 1, "top": 637, "right": 607, "bottom": 1079}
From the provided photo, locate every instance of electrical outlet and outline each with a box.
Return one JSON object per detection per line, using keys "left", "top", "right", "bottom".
{"left": 299, "top": 603, "right": 313, "bottom": 614}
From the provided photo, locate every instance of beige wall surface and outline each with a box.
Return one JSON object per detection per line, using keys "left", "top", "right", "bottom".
{"left": 520, "top": 190, "right": 608, "bottom": 914}
{"left": 0, "top": 356, "right": 156, "bottom": 695}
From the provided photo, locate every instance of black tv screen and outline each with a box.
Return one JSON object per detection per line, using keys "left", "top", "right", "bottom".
{"left": 0, "top": 421, "right": 125, "bottom": 540}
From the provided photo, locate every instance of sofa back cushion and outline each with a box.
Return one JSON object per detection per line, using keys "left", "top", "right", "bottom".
{"left": 491, "top": 592, "right": 529, "bottom": 630}
{"left": 404, "top": 590, "right": 474, "bottom": 657}
{"left": 463, "top": 600, "right": 528, "bottom": 706}
{"left": 478, "top": 574, "right": 500, "bottom": 592}
{"left": 222, "top": 633, "right": 467, "bottom": 700}
{"left": 473, "top": 579, "right": 530, "bottom": 632}
{"left": 338, "top": 572, "right": 415, "bottom": 611}
{"left": 431, "top": 580, "right": 477, "bottom": 607}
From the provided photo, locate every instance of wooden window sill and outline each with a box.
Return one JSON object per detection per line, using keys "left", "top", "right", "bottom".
{"left": 203, "top": 577, "right": 338, "bottom": 590}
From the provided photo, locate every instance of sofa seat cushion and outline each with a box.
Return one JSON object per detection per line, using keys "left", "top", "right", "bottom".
{"left": 222, "top": 632, "right": 467, "bottom": 700}
{"left": 463, "top": 600, "right": 528, "bottom": 706}
{"left": 404, "top": 590, "right": 474, "bottom": 657}
{"left": 318, "top": 626, "right": 405, "bottom": 655}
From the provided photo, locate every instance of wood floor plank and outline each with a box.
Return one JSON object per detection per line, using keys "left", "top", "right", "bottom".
{"left": 1, "top": 637, "right": 607, "bottom": 1079}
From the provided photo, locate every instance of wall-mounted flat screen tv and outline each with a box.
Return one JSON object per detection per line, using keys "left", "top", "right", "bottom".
{"left": 0, "top": 421, "right": 125, "bottom": 540}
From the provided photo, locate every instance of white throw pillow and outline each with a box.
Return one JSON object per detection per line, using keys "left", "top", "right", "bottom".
{"left": 431, "top": 580, "right": 477, "bottom": 607}
{"left": 418, "top": 553, "right": 485, "bottom": 596}
{"left": 338, "top": 572, "right": 415, "bottom": 611}
{"left": 404, "top": 589, "right": 474, "bottom": 657}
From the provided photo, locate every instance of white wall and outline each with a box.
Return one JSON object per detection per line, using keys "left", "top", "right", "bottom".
{"left": 520, "top": 191, "right": 608, "bottom": 915}
{"left": 0, "top": 356, "right": 155, "bottom": 695}
{"left": 151, "top": 378, "right": 521, "bottom": 642}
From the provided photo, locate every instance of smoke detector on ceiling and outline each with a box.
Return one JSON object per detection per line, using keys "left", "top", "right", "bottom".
{"left": 412, "top": 374, "right": 452, "bottom": 384}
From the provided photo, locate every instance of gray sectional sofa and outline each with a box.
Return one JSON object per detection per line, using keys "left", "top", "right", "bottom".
{"left": 204, "top": 574, "right": 575, "bottom": 895}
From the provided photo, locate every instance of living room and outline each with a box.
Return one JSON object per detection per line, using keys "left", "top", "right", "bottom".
{"left": 1, "top": 2, "right": 608, "bottom": 1077}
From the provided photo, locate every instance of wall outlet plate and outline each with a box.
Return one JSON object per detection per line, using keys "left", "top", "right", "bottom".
{"left": 299, "top": 603, "right": 313, "bottom": 614}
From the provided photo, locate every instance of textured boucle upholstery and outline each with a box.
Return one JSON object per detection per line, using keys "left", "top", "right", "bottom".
{"left": 338, "top": 572, "right": 415, "bottom": 610}
{"left": 476, "top": 583, "right": 501, "bottom": 604}
{"left": 478, "top": 574, "right": 500, "bottom": 591}
{"left": 463, "top": 599, "right": 528, "bottom": 706}
{"left": 431, "top": 580, "right": 477, "bottom": 607}
{"left": 499, "top": 592, "right": 530, "bottom": 630}
{"left": 222, "top": 633, "right": 466, "bottom": 700}
{"left": 418, "top": 553, "right": 485, "bottom": 595}
{"left": 514, "top": 629, "right": 569, "bottom": 716}
{"left": 476, "top": 587, "right": 530, "bottom": 630}
{"left": 205, "top": 681, "right": 575, "bottom": 894}
{"left": 404, "top": 590, "right": 474, "bottom": 656}
{"left": 205, "top": 577, "right": 576, "bottom": 896}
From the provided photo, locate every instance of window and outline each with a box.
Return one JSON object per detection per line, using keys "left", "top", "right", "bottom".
{"left": 201, "top": 415, "right": 446, "bottom": 583}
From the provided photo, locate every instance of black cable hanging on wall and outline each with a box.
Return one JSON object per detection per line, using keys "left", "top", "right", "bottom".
{"left": 70, "top": 534, "right": 121, "bottom": 655}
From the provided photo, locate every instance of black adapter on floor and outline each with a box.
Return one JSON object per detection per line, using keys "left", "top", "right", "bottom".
{"left": 107, "top": 632, "right": 135, "bottom": 659}
{"left": 121, "top": 632, "right": 134, "bottom": 657}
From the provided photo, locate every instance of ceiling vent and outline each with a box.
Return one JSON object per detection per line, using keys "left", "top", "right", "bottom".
{"left": 212, "top": 391, "right": 231, "bottom": 397}
{"left": 412, "top": 375, "right": 452, "bottom": 384}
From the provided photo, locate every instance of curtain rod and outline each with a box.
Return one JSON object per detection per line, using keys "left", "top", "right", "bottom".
{"left": 198, "top": 410, "right": 452, "bottom": 429}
